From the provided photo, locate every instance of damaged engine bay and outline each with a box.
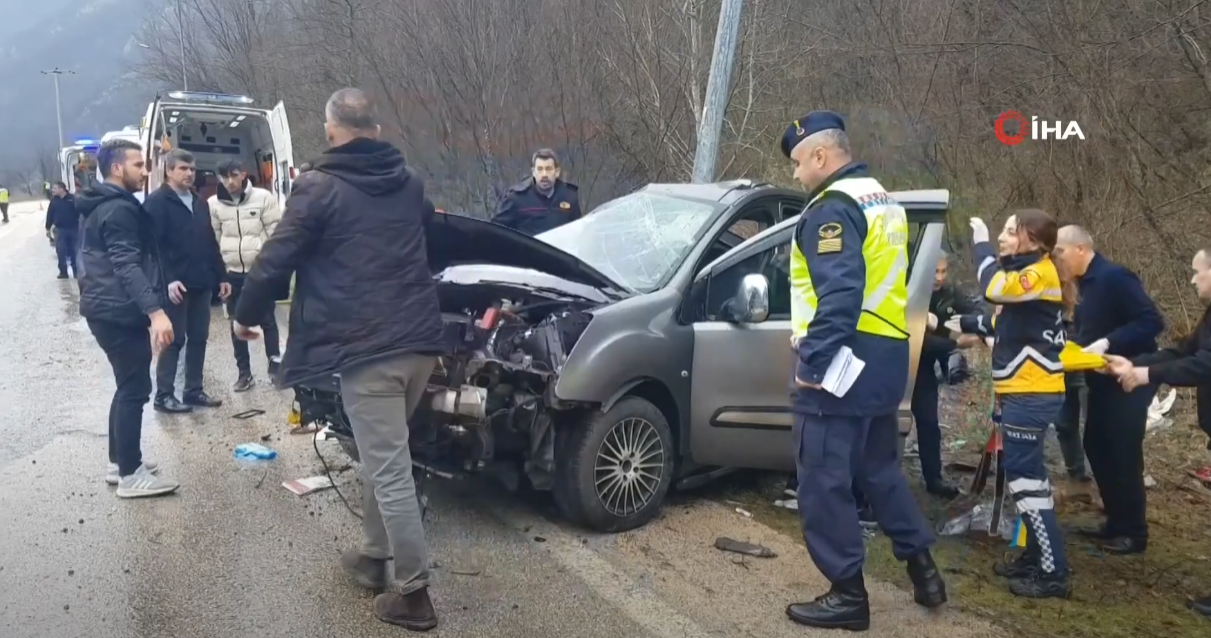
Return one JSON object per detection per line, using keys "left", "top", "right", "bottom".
{"left": 296, "top": 278, "right": 598, "bottom": 491}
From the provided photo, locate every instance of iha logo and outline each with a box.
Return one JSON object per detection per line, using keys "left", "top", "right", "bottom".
{"left": 994, "top": 111, "right": 1085, "bottom": 146}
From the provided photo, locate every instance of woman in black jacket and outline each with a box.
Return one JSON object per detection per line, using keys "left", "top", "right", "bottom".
{"left": 1105, "top": 247, "right": 1211, "bottom": 621}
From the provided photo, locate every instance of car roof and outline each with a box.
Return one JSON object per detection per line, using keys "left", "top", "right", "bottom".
{"left": 641, "top": 180, "right": 775, "bottom": 204}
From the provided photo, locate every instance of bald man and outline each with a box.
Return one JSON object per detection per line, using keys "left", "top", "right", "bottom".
{"left": 233, "top": 88, "right": 443, "bottom": 630}
{"left": 1055, "top": 225, "right": 1164, "bottom": 556}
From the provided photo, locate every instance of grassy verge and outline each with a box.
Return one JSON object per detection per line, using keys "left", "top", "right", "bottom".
{"left": 705, "top": 368, "right": 1211, "bottom": 638}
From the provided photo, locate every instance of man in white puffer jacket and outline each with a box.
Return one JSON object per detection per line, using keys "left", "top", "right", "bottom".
{"left": 210, "top": 159, "right": 284, "bottom": 392}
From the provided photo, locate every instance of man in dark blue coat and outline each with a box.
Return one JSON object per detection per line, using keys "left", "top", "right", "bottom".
{"left": 46, "top": 181, "right": 81, "bottom": 279}
{"left": 1056, "top": 224, "right": 1164, "bottom": 555}
{"left": 490, "top": 148, "right": 581, "bottom": 235}
{"left": 143, "top": 149, "right": 230, "bottom": 414}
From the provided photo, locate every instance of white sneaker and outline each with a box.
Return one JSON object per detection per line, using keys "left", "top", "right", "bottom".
{"left": 105, "top": 459, "right": 159, "bottom": 486}
{"left": 116, "top": 465, "right": 179, "bottom": 499}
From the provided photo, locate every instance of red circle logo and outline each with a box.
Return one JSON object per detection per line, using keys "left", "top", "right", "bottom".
{"left": 994, "top": 110, "right": 1029, "bottom": 146}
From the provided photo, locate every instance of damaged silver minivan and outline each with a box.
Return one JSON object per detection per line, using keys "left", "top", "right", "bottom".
{"left": 297, "top": 181, "right": 948, "bottom": 532}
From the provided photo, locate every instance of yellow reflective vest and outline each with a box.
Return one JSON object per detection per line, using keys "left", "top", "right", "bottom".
{"left": 790, "top": 176, "right": 909, "bottom": 340}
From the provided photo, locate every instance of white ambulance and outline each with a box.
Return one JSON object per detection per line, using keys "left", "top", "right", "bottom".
{"left": 58, "top": 140, "right": 100, "bottom": 195}
{"left": 140, "top": 91, "right": 295, "bottom": 206}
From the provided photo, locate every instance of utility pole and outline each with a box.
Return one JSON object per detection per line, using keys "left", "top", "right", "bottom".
{"left": 176, "top": 0, "right": 188, "bottom": 90}
{"left": 690, "top": 0, "right": 744, "bottom": 184}
{"left": 40, "top": 68, "right": 74, "bottom": 152}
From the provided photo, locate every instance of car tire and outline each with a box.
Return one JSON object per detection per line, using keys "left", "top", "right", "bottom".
{"left": 554, "top": 396, "right": 675, "bottom": 533}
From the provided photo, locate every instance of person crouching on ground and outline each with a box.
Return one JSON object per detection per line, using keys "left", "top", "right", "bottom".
{"left": 1104, "top": 247, "right": 1211, "bottom": 622}
{"left": 965, "top": 210, "right": 1073, "bottom": 598}
{"left": 209, "top": 158, "right": 283, "bottom": 392}
{"left": 46, "top": 182, "right": 81, "bottom": 279}
{"left": 232, "top": 88, "right": 446, "bottom": 630}
{"left": 77, "top": 139, "right": 179, "bottom": 498}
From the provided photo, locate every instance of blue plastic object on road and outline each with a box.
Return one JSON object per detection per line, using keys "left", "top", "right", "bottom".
{"left": 234, "top": 443, "right": 278, "bottom": 461}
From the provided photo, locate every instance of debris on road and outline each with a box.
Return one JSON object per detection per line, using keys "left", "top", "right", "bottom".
{"left": 450, "top": 567, "right": 482, "bottom": 576}
{"left": 714, "top": 537, "right": 777, "bottom": 558}
{"left": 773, "top": 498, "right": 798, "bottom": 511}
{"left": 282, "top": 476, "right": 334, "bottom": 496}
{"left": 231, "top": 409, "right": 266, "bottom": 420}
{"left": 1144, "top": 475, "right": 1157, "bottom": 489}
{"left": 734, "top": 507, "right": 752, "bottom": 518}
{"left": 233, "top": 443, "right": 277, "bottom": 461}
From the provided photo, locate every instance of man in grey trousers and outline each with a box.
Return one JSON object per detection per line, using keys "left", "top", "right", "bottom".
{"left": 231, "top": 88, "right": 446, "bottom": 631}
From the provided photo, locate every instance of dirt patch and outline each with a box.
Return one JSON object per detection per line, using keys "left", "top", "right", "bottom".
{"left": 707, "top": 366, "right": 1211, "bottom": 638}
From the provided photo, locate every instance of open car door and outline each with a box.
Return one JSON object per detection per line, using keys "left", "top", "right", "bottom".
{"left": 267, "top": 101, "right": 295, "bottom": 205}
{"left": 140, "top": 97, "right": 162, "bottom": 199}
{"left": 686, "top": 190, "right": 949, "bottom": 471}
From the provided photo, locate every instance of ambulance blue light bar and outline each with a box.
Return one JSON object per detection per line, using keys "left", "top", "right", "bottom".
{"left": 74, "top": 138, "right": 99, "bottom": 146}
{"left": 166, "top": 91, "right": 255, "bottom": 105}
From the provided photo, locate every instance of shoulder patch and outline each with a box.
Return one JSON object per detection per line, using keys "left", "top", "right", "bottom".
{"left": 817, "top": 222, "right": 843, "bottom": 254}
{"left": 559, "top": 201, "right": 571, "bottom": 210}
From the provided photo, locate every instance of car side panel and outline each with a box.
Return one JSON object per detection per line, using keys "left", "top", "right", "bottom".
{"left": 552, "top": 288, "right": 694, "bottom": 455}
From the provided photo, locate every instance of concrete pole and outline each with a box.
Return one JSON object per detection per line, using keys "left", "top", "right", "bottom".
{"left": 176, "top": 0, "right": 188, "bottom": 90}
{"left": 40, "top": 68, "right": 72, "bottom": 151}
{"left": 690, "top": 0, "right": 744, "bottom": 184}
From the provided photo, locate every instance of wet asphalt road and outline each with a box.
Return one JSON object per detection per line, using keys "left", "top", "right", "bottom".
{"left": 0, "top": 200, "right": 1004, "bottom": 638}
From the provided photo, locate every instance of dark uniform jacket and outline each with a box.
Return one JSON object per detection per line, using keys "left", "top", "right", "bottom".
{"left": 792, "top": 162, "right": 908, "bottom": 417}
{"left": 490, "top": 177, "right": 581, "bottom": 236}
{"left": 1073, "top": 253, "right": 1163, "bottom": 358}
{"left": 45, "top": 194, "right": 80, "bottom": 230}
{"left": 1134, "top": 304, "right": 1211, "bottom": 447}
{"left": 234, "top": 138, "right": 445, "bottom": 388}
{"left": 923, "top": 284, "right": 982, "bottom": 362}
{"left": 76, "top": 183, "right": 166, "bottom": 327}
{"left": 143, "top": 184, "right": 227, "bottom": 292}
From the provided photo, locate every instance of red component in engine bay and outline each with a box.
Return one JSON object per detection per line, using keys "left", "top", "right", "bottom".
{"left": 476, "top": 306, "right": 501, "bottom": 330}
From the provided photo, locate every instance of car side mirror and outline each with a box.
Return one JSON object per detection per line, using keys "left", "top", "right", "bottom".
{"left": 723, "top": 273, "right": 770, "bottom": 323}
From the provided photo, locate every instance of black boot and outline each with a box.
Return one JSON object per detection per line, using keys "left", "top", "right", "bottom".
{"left": 786, "top": 574, "right": 870, "bottom": 631}
{"left": 154, "top": 396, "right": 194, "bottom": 414}
{"left": 925, "top": 478, "right": 961, "bottom": 499}
{"left": 1008, "top": 570, "right": 1072, "bottom": 599}
{"left": 906, "top": 551, "right": 947, "bottom": 608}
{"left": 994, "top": 534, "right": 1040, "bottom": 579}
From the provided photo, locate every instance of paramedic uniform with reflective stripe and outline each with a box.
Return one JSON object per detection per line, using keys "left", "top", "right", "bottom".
{"left": 972, "top": 241, "right": 1070, "bottom": 577}
{"left": 790, "top": 162, "right": 934, "bottom": 584}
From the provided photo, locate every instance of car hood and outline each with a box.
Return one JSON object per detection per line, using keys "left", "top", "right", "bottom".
{"left": 426, "top": 213, "right": 627, "bottom": 293}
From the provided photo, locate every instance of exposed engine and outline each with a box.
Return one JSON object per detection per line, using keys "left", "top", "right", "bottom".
{"left": 296, "top": 282, "right": 596, "bottom": 491}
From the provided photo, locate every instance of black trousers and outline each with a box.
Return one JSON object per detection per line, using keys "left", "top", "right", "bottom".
{"left": 1055, "top": 372, "right": 1087, "bottom": 477}
{"left": 1084, "top": 374, "right": 1156, "bottom": 540}
{"left": 55, "top": 227, "right": 79, "bottom": 277}
{"left": 0, "top": 202, "right": 8, "bottom": 221}
{"left": 910, "top": 367, "right": 944, "bottom": 485}
{"left": 88, "top": 319, "right": 152, "bottom": 476}
{"left": 226, "top": 272, "right": 280, "bottom": 374}
{"left": 155, "top": 288, "right": 213, "bottom": 400}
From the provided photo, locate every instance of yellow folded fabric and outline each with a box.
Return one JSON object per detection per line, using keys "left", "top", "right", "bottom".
{"left": 1060, "top": 341, "right": 1106, "bottom": 372}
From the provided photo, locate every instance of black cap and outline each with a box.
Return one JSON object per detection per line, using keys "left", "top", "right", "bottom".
{"left": 780, "top": 110, "right": 846, "bottom": 158}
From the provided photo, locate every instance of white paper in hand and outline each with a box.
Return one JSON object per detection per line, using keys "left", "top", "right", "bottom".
{"left": 821, "top": 346, "right": 865, "bottom": 398}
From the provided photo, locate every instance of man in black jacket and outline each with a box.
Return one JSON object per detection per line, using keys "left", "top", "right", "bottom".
{"left": 1106, "top": 246, "right": 1211, "bottom": 621}
{"left": 490, "top": 149, "right": 582, "bottom": 235}
{"left": 916, "top": 254, "right": 984, "bottom": 498}
{"left": 234, "top": 88, "right": 444, "bottom": 631}
{"left": 45, "top": 182, "right": 81, "bottom": 279}
{"left": 1056, "top": 225, "right": 1165, "bottom": 555}
{"left": 144, "top": 149, "right": 230, "bottom": 413}
{"left": 78, "top": 139, "right": 179, "bottom": 499}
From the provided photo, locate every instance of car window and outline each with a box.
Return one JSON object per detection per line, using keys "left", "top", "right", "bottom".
{"left": 699, "top": 206, "right": 776, "bottom": 272}
{"left": 702, "top": 240, "right": 791, "bottom": 321}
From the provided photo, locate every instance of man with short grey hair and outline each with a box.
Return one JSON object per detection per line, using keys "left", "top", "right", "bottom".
{"left": 1055, "top": 224, "right": 1164, "bottom": 555}
{"left": 232, "top": 88, "right": 444, "bottom": 631}
{"left": 144, "top": 148, "right": 229, "bottom": 414}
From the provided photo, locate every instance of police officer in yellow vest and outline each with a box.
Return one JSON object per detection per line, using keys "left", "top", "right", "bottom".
{"left": 0, "top": 185, "right": 9, "bottom": 223}
{"left": 781, "top": 111, "right": 945, "bottom": 631}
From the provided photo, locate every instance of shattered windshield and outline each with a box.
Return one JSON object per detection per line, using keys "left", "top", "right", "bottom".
{"left": 537, "top": 192, "right": 720, "bottom": 293}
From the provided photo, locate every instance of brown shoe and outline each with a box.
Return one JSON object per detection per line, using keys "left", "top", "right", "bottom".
{"left": 340, "top": 551, "right": 388, "bottom": 590}
{"left": 374, "top": 587, "right": 438, "bottom": 631}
